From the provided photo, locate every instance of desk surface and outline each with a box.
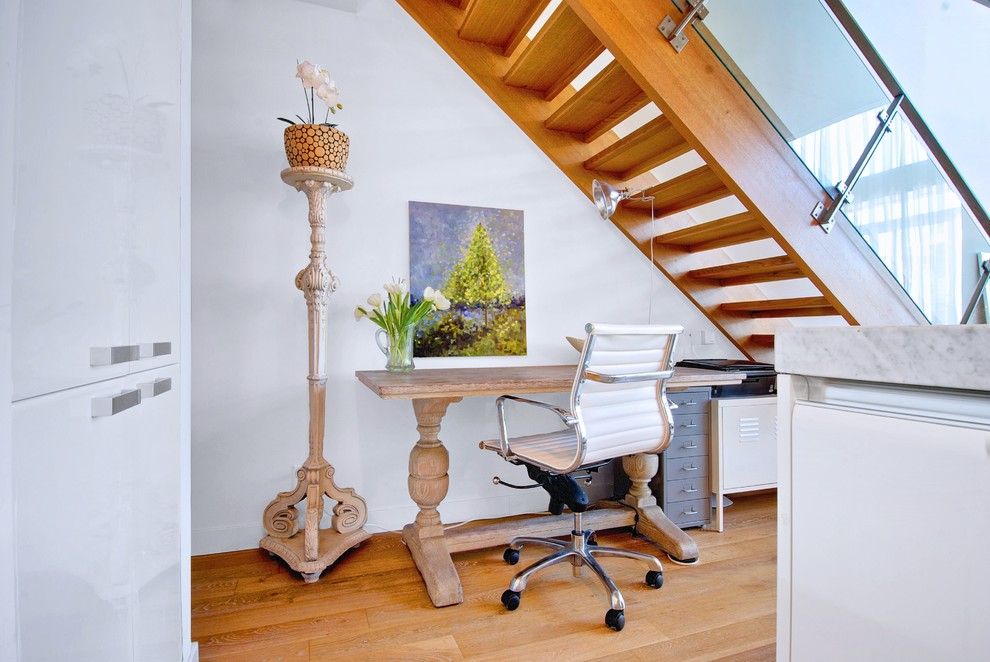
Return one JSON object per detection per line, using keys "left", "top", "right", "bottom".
{"left": 355, "top": 364, "right": 743, "bottom": 400}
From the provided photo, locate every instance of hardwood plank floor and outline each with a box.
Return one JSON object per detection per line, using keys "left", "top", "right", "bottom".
{"left": 192, "top": 493, "right": 776, "bottom": 661}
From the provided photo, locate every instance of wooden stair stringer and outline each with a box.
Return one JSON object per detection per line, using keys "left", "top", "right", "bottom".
{"left": 396, "top": 0, "right": 762, "bottom": 360}
{"left": 566, "top": 0, "right": 926, "bottom": 328}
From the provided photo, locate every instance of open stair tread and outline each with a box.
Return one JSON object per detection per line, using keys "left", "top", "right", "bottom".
{"left": 749, "top": 334, "right": 775, "bottom": 348}
{"left": 653, "top": 212, "right": 768, "bottom": 252}
{"left": 503, "top": 2, "right": 605, "bottom": 101}
{"left": 720, "top": 296, "right": 837, "bottom": 318}
{"left": 687, "top": 255, "right": 805, "bottom": 286}
{"left": 583, "top": 115, "right": 691, "bottom": 180}
{"left": 544, "top": 60, "right": 648, "bottom": 142}
{"left": 458, "top": 0, "right": 551, "bottom": 55}
{"left": 626, "top": 165, "right": 731, "bottom": 216}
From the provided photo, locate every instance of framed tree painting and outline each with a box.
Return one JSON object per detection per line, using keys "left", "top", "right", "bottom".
{"left": 409, "top": 201, "right": 526, "bottom": 357}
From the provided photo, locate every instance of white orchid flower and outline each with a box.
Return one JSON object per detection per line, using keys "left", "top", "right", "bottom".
{"left": 296, "top": 60, "right": 319, "bottom": 88}
{"left": 354, "top": 306, "right": 367, "bottom": 320}
{"left": 316, "top": 83, "right": 339, "bottom": 107}
{"left": 367, "top": 293, "right": 383, "bottom": 308}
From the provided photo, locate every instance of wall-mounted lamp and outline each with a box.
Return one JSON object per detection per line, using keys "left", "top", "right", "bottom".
{"left": 592, "top": 179, "right": 630, "bottom": 221}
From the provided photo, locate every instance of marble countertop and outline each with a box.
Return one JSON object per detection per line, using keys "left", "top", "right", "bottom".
{"left": 775, "top": 325, "right": 990, "bottom": 392}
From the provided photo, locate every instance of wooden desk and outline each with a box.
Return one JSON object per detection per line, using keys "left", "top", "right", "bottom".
{"left": 356, "top": 365, "right": 743, "bottom": 607}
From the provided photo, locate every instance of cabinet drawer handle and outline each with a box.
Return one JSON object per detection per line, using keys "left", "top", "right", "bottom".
{"left": 679, "top": 423, "right": 697, "bottom": 428}
{"left": 91, "top": 389, "right": 141, "bottom": 417}
{"left": 682, "top": 401, "right": 697, "bottom": 406}
{"left": 682, "top": 508, "right": 699, "bottom": 516}
{"left": 683, "top": 465, "right": 699, "bottom": 472}
{"left": 90, "top": 345, "right": 139, "bottom": 366}
{"left": 139, "top": 377, "right": 172, "bottom": 398}
{"left": 682, "top": 443, "right": 698, "bottom": 450}
{"left": 139, "top": 342, "right": 172, "bottom": 359}
{"left": 683, "top": 487, "right": 699, "bottom": 494}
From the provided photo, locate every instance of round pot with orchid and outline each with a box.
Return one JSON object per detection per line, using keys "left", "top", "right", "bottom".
{"left": 355, "top": 279, "right": 450, "bottom": 372}
{"left": 279, "top": 60, "right": 349, "bottom": 170}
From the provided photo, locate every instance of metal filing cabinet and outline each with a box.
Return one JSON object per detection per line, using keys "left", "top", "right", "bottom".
{"left": 654, "top": 387, "right": 712, "bottom": 528}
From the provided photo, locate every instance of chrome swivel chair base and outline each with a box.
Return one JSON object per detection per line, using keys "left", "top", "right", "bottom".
{"left": 499, "top": 511, "right": 664, "bottom": 631}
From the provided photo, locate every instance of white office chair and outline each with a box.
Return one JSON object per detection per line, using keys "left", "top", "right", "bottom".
{"left": 481, "top": 323, "right": 682, "bottom": 631}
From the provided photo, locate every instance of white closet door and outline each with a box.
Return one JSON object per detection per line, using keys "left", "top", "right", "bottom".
{"left": 130, "top": 366, "right": 182, "bottom": 661}
{"left": 13, "top": 365, "right": 181, "bottom": 662}
{"left": 12, "top": 0, "right": 181, "bottom": 399}
{"left": 125, "top": 0, "right": 181, "bottom": 376}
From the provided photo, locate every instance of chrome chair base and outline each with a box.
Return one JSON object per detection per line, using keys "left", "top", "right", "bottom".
{"left": 499, "top": 512, "right": 664, "bottom": 631}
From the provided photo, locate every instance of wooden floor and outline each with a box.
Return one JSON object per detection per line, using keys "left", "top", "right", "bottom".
{"left": 192, "top": 493, "right": 776, "bottom": 661}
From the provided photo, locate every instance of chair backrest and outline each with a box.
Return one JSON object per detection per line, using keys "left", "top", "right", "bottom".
{"left": 569, "top": 323, "right": 682, "bottom": 469}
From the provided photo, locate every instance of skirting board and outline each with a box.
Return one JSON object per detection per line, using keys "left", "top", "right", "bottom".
{"left": 184, "top": 642, "right": 199, "bottom": 662}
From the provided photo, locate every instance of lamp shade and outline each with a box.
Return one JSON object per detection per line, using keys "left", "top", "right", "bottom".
{"left": 592, "top": 179, "right": 629, "bottom": 220}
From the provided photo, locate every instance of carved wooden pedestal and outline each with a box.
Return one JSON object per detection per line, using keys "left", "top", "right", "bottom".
{"left": 260, "top": 167, "right": 369, "bottom": 583}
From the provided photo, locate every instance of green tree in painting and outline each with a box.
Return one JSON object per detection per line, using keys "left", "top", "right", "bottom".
{"left": 445, "top": 222, "right": 511, "bottom": 326}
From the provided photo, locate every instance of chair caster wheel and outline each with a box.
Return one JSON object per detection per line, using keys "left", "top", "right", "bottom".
{"left": 605, "top": 608, "right": 625, "bottom": 631}
{"left": 645, "top": 570, "right": 664, "bottom": 588}
{"left": 501, "top": 589, "right": 521, "bottom": 611}
{"left": 503, "top": 548, "right": 520, "bottom": 565}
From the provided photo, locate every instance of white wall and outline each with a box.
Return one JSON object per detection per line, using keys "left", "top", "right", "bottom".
{"left": 191, "top": 0, "right": 739, "bottom": 554}
{"left": 1, "top": 0, "right": 19, "bottom": 655}
{"left": 842, "top": 0, "right": 990, "bottom": 213}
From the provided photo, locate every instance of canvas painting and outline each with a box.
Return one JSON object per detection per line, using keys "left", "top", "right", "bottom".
{"left": 409, "top": 201, "right": 526, "bottom": 357}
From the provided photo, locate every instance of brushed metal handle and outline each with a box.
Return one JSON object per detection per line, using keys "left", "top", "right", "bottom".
{"left": 683, "top": 465, "right": 699, "bottom": 472}
{"left": 90, "top": 345, "right": 139, "bottom": 366}
{"left": 91, "top": 388, "right": 141, "bottom": 417}
{"left": 139, "top": 342, "right": 172, "bottom": 359}
{"left": 138, "top": 377, "right": 172, "bottom": 399}
{"left": 683, "top": 487, "right": 699, "bottom": 494}
{"left": 682, "top": 443, "right": 698, "bottom": 450}
{"left": 682, "top": 401, "right": 697, "bottom": 406}
{"left": 682, "top": 508, "right": 699, "bottom": 516}
{"left": 680, "top": 423, "right": 697, "bottom": 428}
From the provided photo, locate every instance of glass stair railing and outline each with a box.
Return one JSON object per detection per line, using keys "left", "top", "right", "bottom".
{"left": 665, "top": 0, "right": 990, "bottom": 325}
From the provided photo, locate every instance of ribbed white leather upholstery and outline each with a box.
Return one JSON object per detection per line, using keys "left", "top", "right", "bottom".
{"left": 489, "top": 324, "right": 682, "bottom": 473}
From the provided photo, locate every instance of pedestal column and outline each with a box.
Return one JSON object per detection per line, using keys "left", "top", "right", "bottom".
{"left": 260, "top": 166, "right": 369, "bottom": 583}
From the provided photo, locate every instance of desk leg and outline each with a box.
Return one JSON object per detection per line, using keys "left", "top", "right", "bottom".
{"left": 402, "top": 397, "right": 464, "bottom": 607}
{"left": 621, "top": 453, "right": 700, "bottom": 562}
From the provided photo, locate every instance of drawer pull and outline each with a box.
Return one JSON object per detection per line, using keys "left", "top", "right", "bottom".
{"left": 679, "top": 423, "right": 697, "bottom": 429}
{"left": 91, "top": 388, "right": 141, "bottom": 417}
{"left": 90, "top": 345, "right": 139, "bottom": 366}
{"left": 683, "top": 465, "right": 699, "bottom": 472}
{"left": 682, "top": 400, "right": 697, "bottom": 406}
{"left": 682, "top": 508, "right": 699, "bottom": 516}
{"left": 682, "top": 443, "right": 698, "bottom": 450}
{"left": 139, "top": 377, "right": 172, "bottom": 399}
{"left": 683, "top": 487, "right": 699, "bottom": 494}
{"left": 139, "top": 342, "right": 172, "bottom": 359}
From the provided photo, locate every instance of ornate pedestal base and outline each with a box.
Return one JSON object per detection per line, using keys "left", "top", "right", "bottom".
{"left": 261, "top": 167, "right": 369, "bottom": 581}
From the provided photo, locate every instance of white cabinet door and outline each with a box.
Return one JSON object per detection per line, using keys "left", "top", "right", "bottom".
{"left": 11, "top": 0, "right": 181, "bottom": 400}
{"left": 714, "top": 396, "right": 777, "bottom": 491}
{"left": 788, "top": 403, "right": 990, "bottom": 662}
{"left": 13, "top": 365, "right": 180, "bottom": 662}
{"left": 124, "top": 0, "right": 181, "bottom": 377}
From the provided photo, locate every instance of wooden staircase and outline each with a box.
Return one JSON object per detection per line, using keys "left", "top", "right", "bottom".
{"left": 400, "top": 0, "right": 924, "bottom": 360}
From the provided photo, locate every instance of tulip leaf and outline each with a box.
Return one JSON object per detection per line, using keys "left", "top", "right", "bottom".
{"left": 276, "top": 117, "right": 296, "bottom": 125}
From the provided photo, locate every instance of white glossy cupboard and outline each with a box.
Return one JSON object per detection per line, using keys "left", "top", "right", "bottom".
{"left": 9, "top": 0, "right": 185, "bottom": 659}
{"left": 777, "top": 337, "right": 990, "bottom": 662}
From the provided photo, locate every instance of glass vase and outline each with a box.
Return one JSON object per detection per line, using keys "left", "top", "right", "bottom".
{"left": 375, "top": 326, "right": 415, "bottom": 372}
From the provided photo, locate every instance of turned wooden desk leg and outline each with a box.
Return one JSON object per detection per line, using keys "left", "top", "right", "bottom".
{"left": 622, "top": 453, "right": 700, "bottom": 563}
{"left": 402, "top": 397, "right": 464, "bottom": 607}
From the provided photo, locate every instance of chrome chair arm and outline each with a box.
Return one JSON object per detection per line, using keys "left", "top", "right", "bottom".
{"left": 495, "top": 395, "right": 577, "bottom": 457}
{"left": 585, "top": 369, "right": 675, "bottom": 384}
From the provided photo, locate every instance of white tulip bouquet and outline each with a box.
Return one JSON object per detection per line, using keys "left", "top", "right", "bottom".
{"left": 278, "top": 60, "right": 344, "bottom": 127}
{"left": 355, "top": 279, "right": 450, "bottom": 371}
